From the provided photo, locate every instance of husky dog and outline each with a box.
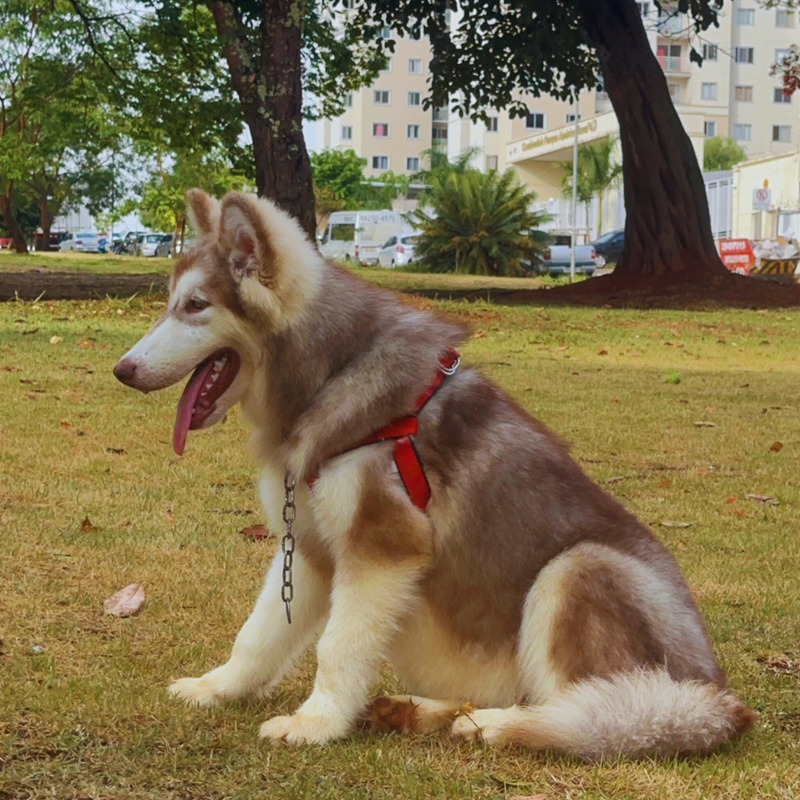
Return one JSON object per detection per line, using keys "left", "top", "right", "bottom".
{"left": 113, "top": 189, "right": 754, "bottom": 759}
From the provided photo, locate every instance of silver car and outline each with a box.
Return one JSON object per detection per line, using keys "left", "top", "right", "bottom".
{"left": 59, "top": 232, "right": 100, "bottom": 253}
{"left": 377, "top": 234, "right": 418, "bottom": 268}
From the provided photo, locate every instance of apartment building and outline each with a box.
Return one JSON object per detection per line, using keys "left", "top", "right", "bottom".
{"left": 315, "top": 32, "right": 446, "bottom": 178}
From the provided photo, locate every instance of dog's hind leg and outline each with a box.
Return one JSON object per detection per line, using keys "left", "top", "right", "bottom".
{"left": 362, "top": 695, "right": 461, "bottom": 734}
{"left": 169, "top": 548, "right": 330, "bottom": 707}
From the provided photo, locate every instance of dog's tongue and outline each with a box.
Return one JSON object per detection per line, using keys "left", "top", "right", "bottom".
{"left": 173, "top": 357, "right": 216, "bottom": 456}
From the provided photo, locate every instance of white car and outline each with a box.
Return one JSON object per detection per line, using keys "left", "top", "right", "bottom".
{"left": 137, "top": 233, "right": 167, "bottom": 257}
{"left": 377, "top": 234, "right": 418, "bottom": 268}
{"left": 59, "top": 232, "right": 100, "bottom": 253}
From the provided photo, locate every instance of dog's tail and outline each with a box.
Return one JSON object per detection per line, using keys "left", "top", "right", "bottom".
{"left": 502, "top": 669, "right": 755, "bottom": 761}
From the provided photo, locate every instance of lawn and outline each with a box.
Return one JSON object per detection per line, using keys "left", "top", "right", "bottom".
{"left": 1, "top": 285, "right": 799, "bottom": 799}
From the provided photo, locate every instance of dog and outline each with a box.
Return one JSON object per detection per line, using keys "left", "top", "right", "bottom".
{"left": 113, "top": 188, "right": 754, "bottom": 759}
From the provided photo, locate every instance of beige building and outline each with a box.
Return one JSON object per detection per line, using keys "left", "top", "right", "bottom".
{"left": 315, "top": 32, "right": 447, "bottom": 179}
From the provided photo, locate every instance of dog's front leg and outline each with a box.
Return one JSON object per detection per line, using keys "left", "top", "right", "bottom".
{"left": 169, "top": 547, "right": 330, "bottom": 707}
{"left": 259, "top": 556, "right": 425, "bottom": 745}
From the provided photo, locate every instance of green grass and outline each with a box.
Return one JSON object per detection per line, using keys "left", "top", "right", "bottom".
{"left": 2, "top": 289, "right": 800, "bottom": 799}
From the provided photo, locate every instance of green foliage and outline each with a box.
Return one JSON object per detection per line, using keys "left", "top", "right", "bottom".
{"left": 703, "top": 136, "right": 747, "bottom": 172}
{"left": 411, "top": 168, "right": 546, "bottom": 276}
{"left": 311, "top": 149, "right": 368, "bottom": 211}
{"left": 561, "top": 137, "right": 622, "bottom": 231}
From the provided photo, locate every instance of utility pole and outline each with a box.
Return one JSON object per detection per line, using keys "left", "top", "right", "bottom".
{"left": 570, "top": 95, "right": 580, "bottom": 284}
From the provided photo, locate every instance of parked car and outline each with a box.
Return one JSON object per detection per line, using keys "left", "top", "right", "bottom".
{"left": 59, "top": 232, "right": 100, "bottom": 253}
{"left": 319, "top": 210, "right": 406, "bottom": 264}
{"left": 525, "top": 233, "right": 596, "bottom": 276}
{"left": 377, "top": 233, "right": 418, "bottom": 268}
{"left": 591, "top": 229, "right": 625, "bottom": 268}
{"left": 112, "top": 231, "right": 143, "bottom": 254}
{"left": 155, "top": 233, "right": 174, "bottom": 258}
{"left": 0, "top": 237, "right": 11, "bottom": 250}
{"left": 137, "top": 233, "right": 166, "bottom": 257}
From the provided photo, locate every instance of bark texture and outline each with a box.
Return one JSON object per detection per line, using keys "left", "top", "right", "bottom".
{"left": 207, "top": 0, "right": 316, "bottom": 241}
{"left": 575, "top": 0, "right": 727, "bottom": 278}
{"left": 0, "top": 184, "right": 28, "bottom": 254}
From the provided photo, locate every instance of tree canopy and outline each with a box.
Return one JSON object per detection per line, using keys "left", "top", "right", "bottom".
{"left": 703, "top": 137, "right": 747, "bottom": 172}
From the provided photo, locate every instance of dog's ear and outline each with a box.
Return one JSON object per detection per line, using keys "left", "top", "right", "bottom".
{"left": 219, "top": 192, "right": 277, "bottom": 287}
{"left": 185, "top": 189, "right": 220, "bottom": 238}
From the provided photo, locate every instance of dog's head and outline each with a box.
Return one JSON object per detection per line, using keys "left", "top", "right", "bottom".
{"left": 113, "top": 189, "right": 322, "bottom": 455}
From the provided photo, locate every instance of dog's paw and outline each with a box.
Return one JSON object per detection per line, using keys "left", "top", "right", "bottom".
{"left": 259, "top": 712, "right": 349, "bottom": 745}
{"left": 451, "top": 709, "right": 510, "bottom": 746}
{"left": 168, "top": 676, "right": 225, "bottom": 707}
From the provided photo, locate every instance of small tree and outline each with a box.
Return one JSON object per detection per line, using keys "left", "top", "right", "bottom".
{"left": 703, "top": 137, "right": 747, "bottom": 172}
{"left": 412, "top": 168, "right": 546, "bottom": 276}
{"left": 311, "top": 149, "right": 368, "bottom": 211}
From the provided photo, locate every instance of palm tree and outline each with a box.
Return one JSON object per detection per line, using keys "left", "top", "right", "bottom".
{"left": 561, "top": 136, "right": 623, "bottom": 234}
{"left": 411, "top": 167, "right": 548, "bottom": 276}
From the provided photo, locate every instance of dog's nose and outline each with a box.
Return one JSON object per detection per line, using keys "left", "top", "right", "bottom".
{"left": 113, "top": 359, "right": 137, "bottom": 385}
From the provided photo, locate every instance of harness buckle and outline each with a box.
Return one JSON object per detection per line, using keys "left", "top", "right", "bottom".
{"left": 439, "top": 355, "right": 460, "bottom": 376}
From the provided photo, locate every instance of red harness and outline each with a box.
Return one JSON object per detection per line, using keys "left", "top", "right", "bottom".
{"left": 307, "top": 349, "right": 460, "bottom": 510}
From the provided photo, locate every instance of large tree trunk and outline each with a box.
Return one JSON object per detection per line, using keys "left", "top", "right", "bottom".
{"left": 207, "top": 0, "right": 316, "bottom": 242}
{"left": 575, "top": 0, "right": 727, "bottom": 279}
{"left": 40, "top": 202, "right": 54, "bottom": 253}
{"left": 0, "top": 185, "right": 28, "bottom": 254}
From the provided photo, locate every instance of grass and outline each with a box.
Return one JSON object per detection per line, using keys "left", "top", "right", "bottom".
{"left": 1, "top": 286, "right": 800, "bottom": 799}
{"left": 0, "top": 250, "right": 546, "bottom": 294}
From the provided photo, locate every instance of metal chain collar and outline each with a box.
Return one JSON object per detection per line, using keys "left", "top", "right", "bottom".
{"left": 281, "top": 470, "right": 296, "bottom": 623}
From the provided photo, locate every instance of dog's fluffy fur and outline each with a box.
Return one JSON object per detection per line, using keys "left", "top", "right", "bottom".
{"left": 115, "top": 189, "right": 755, "bottom": 759}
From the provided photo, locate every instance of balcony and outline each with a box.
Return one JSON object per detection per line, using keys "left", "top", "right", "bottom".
{"left": 432, "top": 107, "right": 448, "bottom": 122}
{"left": 595, "top": 91, "right": 612, "bottom": 114}
{"left": 658, "top": 55, "right": 690, "bottom": 75}
{"left": 655, "top": 13, "right": 689, "bottom": 37}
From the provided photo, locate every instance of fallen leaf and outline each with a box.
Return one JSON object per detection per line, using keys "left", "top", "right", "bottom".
{"left": 19, "top": 378, "right": 35, "bottom": 384}
{"left": 49, "top": 336, "right": 63, "bottom": 345}
{"left": 239, "top": 524, "right": 270, "bottom": 541}
{"left": 473, "top": 330, "right": 486, "bottom": 339}
{"left": 726, "top": 496, "right": 737, "bottom": 504}
{"left": 734, "top": 509, "right": 748, "bottom": 518}
{"left": 745, "top": 494, "right": 779, "bottom": 505}
{"left": 661, "top": 520, "right": 692, "bottom": 528}
{"left": 657, "top": 479, "right": 671, "bottom": 488}
{"left": 81, "top": 516, "right": 98, "bottom": 532}
{"left": 21, "top": 328, "right": 39, "bottom": 335}
{"left": 103, "top": 583, "right": 145, "bottom": 618}
{"left": 693, "top": 421, "right": 717, "bottom": 428}
{"left": 162, "top": 505, "right": 174, "bottom": 524}
{"left": 60, "top": 420, "right": 71, "bottom": 429}
{"left": 555, "top": 345, "right": 568, "bottom": 352}
{"left": 756, "top": 654, "right": 800, "bottom": 677}
{"left": 105, "top": 447, "right": 126, "bottom": 455}
{"left": 770, "top": 441, "right": 784, "bottom": 453}
{"left": 597, "top": 349, "right": 608, "bottom": 355}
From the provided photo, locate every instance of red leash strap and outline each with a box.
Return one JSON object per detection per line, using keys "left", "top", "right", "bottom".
{"left": 305, "top": 348, "right": 460, "bottom": 509}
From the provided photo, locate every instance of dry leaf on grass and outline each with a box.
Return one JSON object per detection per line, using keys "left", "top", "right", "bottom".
{"left": 745, "top": 494, "right": 779, "bottom": 505}
{"left": 693, "top": 421, "right": 717, "bottom": 428}
{"left": 103, "top": 583, "right": 145, "bottom": 617}
{"left": 597, "top": 348, "right": 608, "bottom": 355}
{"left": 661, "top": 520, "right": 692, "bottom": 528}
{"left": 49, "top": 336, "right": 63, "bottom": 345}
{"left": 239, "top": 524, "right": 270, "bottom": 541}
{"left": 81, "top": 516, "right": 98, "bottom": 532}
{"left": 105, "top": 447, "right": 126, "bottom": 455}
{"left": 757, "top": 654, "right": 800, "bottom": 677}
{"left": 770, "top": 441, "right": 784, "bottom": 452}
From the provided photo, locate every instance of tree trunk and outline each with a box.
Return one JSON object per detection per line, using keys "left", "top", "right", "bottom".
{"left": 206, "top": 0, "right": 316, "bottom": 242}
{"left": 0, "top": 185, "right": 28, "bottom": 254}
{"left": 597, "top": 189, "right": 603, "bottom": 234}
{"left": 575, "top": 0, "right": 727, "bottom": 279}
{"left": 40, "top": 201, "right": 54, "bottom": 253}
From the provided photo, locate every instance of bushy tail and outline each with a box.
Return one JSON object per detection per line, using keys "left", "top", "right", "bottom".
{"left": 505, "top": 669, "right": 755, "bottom": 761}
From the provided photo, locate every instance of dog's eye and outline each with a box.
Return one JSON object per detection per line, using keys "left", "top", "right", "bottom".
{"left": 189, "top": 298, "right": 210, "bottom": 312}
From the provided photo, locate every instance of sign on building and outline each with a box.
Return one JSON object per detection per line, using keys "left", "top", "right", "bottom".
{"left": 752, "top": 188, "right": 771, "bottom": 211}
{"left": 718, "top": 238, "right": 755, "bottom": 274}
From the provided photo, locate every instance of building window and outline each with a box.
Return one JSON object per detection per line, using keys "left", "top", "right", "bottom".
{"left": 343, "top": 93, "right": 353, "bottom": 108}
{"left": 636, "top": 2, "right": 651, "bottom": 18}
{"left": 407, "top": 91, "right": 421, "bottom": 107}
{"left": 372, "top": 122, "right": 390, "bottom": 138}
{"left": 774, "top": 86, "right": 792, "bottom": 103}
{"left": 734, "top": 85, "right": 753, "bottom": 102}
{"left": 406, "top": 156, "right": 420, "bottom": 171}
{"left": 704, "top": 121, "right": 716, "bottom": 138}
{"left": 525, "top": 112, "right": 545, "bottom": 129}
{"left": 702, "top": 43, "right": 718, "bottom": 61}
{"left": 341, "top": 125, "right": 353, "bottom": 140}
{"left": 407, "top": 124, "right": 420, "bottom": 139}
{"left": 701, "top": 82, "right": 717, "bottom": 101}
{"left": 381, "top": 58, "right": 392, "bottom": 73}
{"left": 372, "top": 155, "right": 389, "bottom": 170}
{"left": 432, "top": 127, "right": 447, "bottom": 140}
{"left": 668, "top": 83, "right": 681, "bottom": 103}
{"left": 776, "top": 9, "right": 794, "bottom": 27}
{"left": 734, "top": 47, "right": 754, "bottom": 63}
{"left": 486, "top": 116, "right": 498, "bottom": 132}
{"left": 775, "top": 48, "right": 792, "bottom": 64}
{"left": 736, "top": 8, "right": 755, "bottom": 25}
{"left": 733, "top": 123, "right": 752, "bottom": 141}
{"left": 485, "top": 155, "right": 499, "bottom": 171}
{"left": 772, "top": 124, "right": 792, "bottom": 143}
{"left": 379, "top": 26, "right": 391, "bottom": 39}
{"left": 657, "top": 44, "right": 682, "bottom": 72}
{"left": 408, "top": 25, "right": 422, "bottom": 40}
{"left": 566, "top": 113, "right": 582, "bottom": 122}
{"left": 373, "top": 90, "right": 390, "bottom": 105}
{"left": 408, "top": 58, "right": 422, "bottom": 74}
